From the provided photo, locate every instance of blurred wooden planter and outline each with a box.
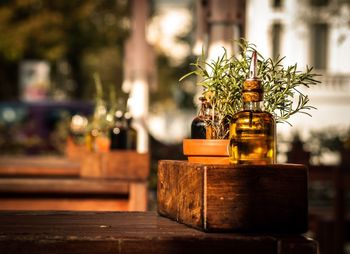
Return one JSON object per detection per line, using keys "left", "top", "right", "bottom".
{"left": 157, "top": 160, "right": 308, "bottom": 233}
{"left": 183, "top": 139, "right": 230, "bottom": 164}
{"left": 65, "top": 137, "right": 88, "bottom": 162}
{"left": 80, "top": 151, "right": 150, "bottom": 180}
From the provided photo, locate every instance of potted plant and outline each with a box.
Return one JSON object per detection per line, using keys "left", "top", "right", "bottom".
{"left": 181, "top": 40, "right": 320, "bottom": 164}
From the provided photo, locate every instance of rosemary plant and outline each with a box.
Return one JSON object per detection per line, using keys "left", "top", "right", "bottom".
{"left": 180, "top": 40, "right": 321, "bottom": 139}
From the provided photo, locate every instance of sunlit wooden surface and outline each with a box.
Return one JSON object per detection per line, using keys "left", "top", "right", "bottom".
{"left": 0, "top": 155, "right": 148, "bottom": 211}
{"left": 0, "top": 211, "right": 317, "bottom": 254}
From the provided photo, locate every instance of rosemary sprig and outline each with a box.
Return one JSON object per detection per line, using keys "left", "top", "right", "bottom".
{"left": 180, "top": 39, "right": 321, "bottom": 139}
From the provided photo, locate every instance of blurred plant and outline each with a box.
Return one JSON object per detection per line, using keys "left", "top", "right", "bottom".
{"left": 106, "top": 83, "right": 117, "bottom": 128}
{"left": 49, "top": 110, "right": 71, "bottom": 154}
{"left": 85, "top": 73, "right": 108, "bottom": 135}
{"left": 151, "top": 53, "right": 196, "bottom": 110}
{"left": 89, "top": 73, "right": 127, "bottom": 130}
{"left": 307, "top": 127, "right": 350, "bottom": 155}
{"left": 180, "top": 39, "right": 321, "bottom": 139}
{"left": 0, "top": 0, "right": 130, "bottom": 99}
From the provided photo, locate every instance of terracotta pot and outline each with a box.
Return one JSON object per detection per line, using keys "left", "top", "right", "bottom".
{"left": 183, "top": 139, "right": 230, "bottom": 164}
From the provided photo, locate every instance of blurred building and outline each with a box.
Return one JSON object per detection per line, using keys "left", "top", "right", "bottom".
{"left": 246, "top": 0, "right": 350, "bottom": 142}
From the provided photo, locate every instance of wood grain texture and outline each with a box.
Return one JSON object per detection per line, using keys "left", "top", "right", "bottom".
{"left": 157, "top": 160, "right": 203, "bottom": 228}
{"left": 205, "top": 164, "right": 308, "bottom": 232}
{"left": 158, "top": 161, "right": 308, "bottom": 233}
{"left": 0, "top": 211, "right": 317, "bottom": 254}
{"left": 157, "top": 160, "right": 180, "bottom": 218}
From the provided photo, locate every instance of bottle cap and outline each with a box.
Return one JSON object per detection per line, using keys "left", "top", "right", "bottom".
{"left": 243, "top": 50, "right": 263, "bottom": 102}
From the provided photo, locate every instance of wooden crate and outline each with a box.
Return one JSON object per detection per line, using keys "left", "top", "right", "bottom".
{"left": 0, "top": 156, "right": 80, "bottom": 177}
{"left": 80, "top": 151, "right": 149, "bottom": 180}
{"left": 157, "top": 160, "right": 308, "bottom": 233}
{"left": 0, "top": 155, "right": 149, "bottom": 211}
{"left": 65, "top": 137, "right": 88, "bottom": 162}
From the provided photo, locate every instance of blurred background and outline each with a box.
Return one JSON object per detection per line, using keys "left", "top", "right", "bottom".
{"left": 0, "top": 0, "right": 350, "bottom": 253}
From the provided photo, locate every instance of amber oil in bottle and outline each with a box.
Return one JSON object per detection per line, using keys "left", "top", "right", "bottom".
{"left": 229, "top": 51, "right": 276, "bottom": 165}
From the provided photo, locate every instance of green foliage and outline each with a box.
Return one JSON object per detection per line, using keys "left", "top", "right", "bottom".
{"left": 0, "top": 0, "right": 129, "bottom": 99}
{"left": 0, "top": 0, "right": 129, "bottom": 61}
{"left": 152, "top": 54, "right": 196, "bottom": 110}
{"left": 180, "top": 40, "right": 321, "bottom": 138}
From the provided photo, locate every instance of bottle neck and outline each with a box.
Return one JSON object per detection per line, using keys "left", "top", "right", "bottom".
{"left": 198, "top": 101, "right": 212, "bottom": 118}
{"left": 198, "top": 104, "right": 205, "bottom": 117}
{"left": 204, "top": 106, "right": 212, "bottom": 117}
{"left": 243, "top": 101, "right": 263, "bottom": 111}
{"left": 126, "top": 118, "right": 133, "bottom": 127}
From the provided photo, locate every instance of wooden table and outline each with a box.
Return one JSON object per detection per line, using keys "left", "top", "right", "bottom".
{"left": 0, "top": 211, "right": 317, "bottom": 254}
{"left": 0, "top": 156, "right": 148, "bottom": 211}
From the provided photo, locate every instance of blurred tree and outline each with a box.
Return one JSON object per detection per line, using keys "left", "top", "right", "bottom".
{"left": 152, "top": 53, "right": 196, "bottom": 110}
{"left": 0, "top": 0, "right": 129, "bottom": 100}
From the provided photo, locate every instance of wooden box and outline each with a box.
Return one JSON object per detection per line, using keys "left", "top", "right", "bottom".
{"left": 157, "top": 160, "right": 308, "bottom": 233}
{"left": 65, "top": 137, "right": 88, "bottom": 162}
{"left": 80, "top": 151, "right": 149, "bottom": 180}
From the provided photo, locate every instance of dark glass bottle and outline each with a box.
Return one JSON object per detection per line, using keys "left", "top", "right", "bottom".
{"left": 191, "top": 97, "right": 208, "bottom": 139}
{"left": 109, "top": 110, "right": 127, "bottom": 150}
{"left": 229, "top": 51, "right": 276, "bottom": 165}
{"left": 124, "top": 112, "right": 137, "bottom": 150}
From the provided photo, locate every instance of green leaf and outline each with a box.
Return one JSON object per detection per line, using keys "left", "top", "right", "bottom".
{"left": 180, "top": 39, "right": 321, "bottom": 139}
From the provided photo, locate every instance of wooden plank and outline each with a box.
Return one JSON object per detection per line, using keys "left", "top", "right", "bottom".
{"left": 80, "top": 151, "right": 149, "bottom": 180}
{"left": 157, "top": 160, "right": 203, "bottom": 229}
{"left": 80, "top": 152, "right": 103, "bottom": 178}
{"left": 0, "top": 199, "right": 129, "bottom": 211}
{"left": 104, "top": 152, "right": 149, "bottom": 180}
{"left": 65, "top": 137, "right": 88, "bottom": 162}
{"left": 158, "top": 160, "right": 308, "bottom": 233}
{"left": 0, "top": 211, "right": 317, "bottom": 254}
{"left": 205, "top": 163, "right": 308, "bottom": 232}
{"left": 0, "top": 178, "right": 129, "bottom": 194}
{"left": 0, "top": 156, "right": 80, "bottom": 177}
{"left": 157, "top": 160, "right": 180, "bottom": 218}
{"left": 128, "top": 182, "right": 148, "bottom": 211}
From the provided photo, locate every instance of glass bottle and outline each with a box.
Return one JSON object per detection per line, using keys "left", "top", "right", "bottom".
{"left": 229, "top": 51, "right": 276, "bottom": 165}
{"left": 191, "top": 97, "right": 211, "bottom": 139}
{"left": 124, "top": 112, "right": 137, "bottom": 150}
{"left": 85, "top": 124, "right": 98, "bottom": 152}
{"left": 109, "top": 110, "right": 127, "bottom": 150}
